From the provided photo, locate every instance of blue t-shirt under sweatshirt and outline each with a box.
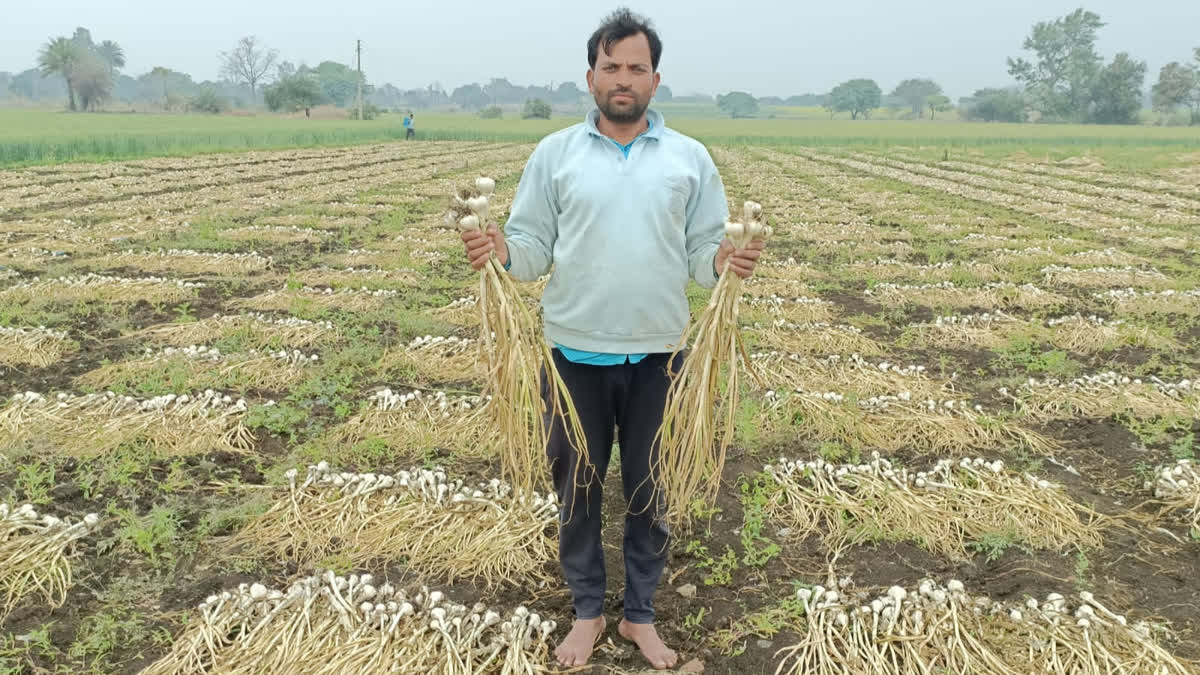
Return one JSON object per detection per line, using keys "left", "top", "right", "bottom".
{"left": 501, "top": 109, "right": 728, "bottom": 365}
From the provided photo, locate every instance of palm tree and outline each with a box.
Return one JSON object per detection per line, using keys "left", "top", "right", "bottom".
{"left": 151, "top": 66, "right": 170, "bottom": 111}
{"left": 38, "top": 37, "right": 82, "bottom": 111}
{"left": 96, "top": 40, "right": 125, "bottom": 76}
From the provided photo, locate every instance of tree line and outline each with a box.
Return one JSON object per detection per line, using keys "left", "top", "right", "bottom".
{"left": 7, "top": 9, "right": 1200, "bottom": 125}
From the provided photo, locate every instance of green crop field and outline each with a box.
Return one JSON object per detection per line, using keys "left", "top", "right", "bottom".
{"left": 3, "top": 107, "right": 1199, "bottom": 167}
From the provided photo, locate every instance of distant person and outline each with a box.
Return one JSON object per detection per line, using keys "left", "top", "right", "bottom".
{"left": 405, "top": 113, "right": 416, "bottom": 139}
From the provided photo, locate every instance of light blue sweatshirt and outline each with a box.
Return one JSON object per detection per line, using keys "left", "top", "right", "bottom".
{"left": 504, "top": 108, "right": 729, "bottom": 354}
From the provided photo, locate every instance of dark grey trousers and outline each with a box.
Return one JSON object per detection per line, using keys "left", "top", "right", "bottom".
{"left": 543, "top": 349, "right": 681, "bottom": 624}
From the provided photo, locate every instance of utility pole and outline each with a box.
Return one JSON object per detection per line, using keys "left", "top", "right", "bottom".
{"left": 356, "top": 39, "right": 364, "bottom": 121}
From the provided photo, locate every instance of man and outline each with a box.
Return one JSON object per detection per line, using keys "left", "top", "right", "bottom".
{"left": 404, "top": 112, "right": 415, "bottom": 139}
{"left": 461, "top": 8, "right": 763, "bottom": 670}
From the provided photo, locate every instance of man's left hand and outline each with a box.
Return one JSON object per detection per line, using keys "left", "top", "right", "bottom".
{"left": 714, "top": 238, "right": 765, "bottom": 279}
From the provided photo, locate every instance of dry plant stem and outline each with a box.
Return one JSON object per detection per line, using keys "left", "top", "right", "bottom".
{"left": 232, "top": 466, "right": 557, "bottom": 586}
{"left": 767, "top": 458, "right": 1105, "bottom": 560}
{"left": 477, "top": 253, "right": 587, "bottom": 497}
{"left": 655, "top": 261, "right": 763, "bottom": 529}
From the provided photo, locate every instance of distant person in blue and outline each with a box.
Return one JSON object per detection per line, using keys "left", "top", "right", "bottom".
{"left": 404, "top": 112, "right": 415, "bottom": 139}
{"left": 459, "top": 7, "right": 764, "bottom": 671}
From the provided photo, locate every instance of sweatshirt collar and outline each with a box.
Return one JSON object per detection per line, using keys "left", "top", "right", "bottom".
{"left": 585, "top": 108, "right": 665, "bottom": 142}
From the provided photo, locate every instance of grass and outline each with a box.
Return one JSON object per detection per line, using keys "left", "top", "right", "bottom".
{"left": 4, "top": 107, "right": 1200, "bottom": 167}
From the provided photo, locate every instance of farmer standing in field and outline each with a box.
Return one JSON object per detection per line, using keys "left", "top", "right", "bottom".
{"left": 461, "top": 7, "right": 764, "bottom": 670}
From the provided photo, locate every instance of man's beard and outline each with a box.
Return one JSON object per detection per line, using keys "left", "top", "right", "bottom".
{"left": 595, "top": 90, "right": 649, "bottom": 124}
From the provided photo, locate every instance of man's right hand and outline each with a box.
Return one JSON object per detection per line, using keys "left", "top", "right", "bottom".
{"left": 461, "top": 224, "right": 509, "bottom": 270}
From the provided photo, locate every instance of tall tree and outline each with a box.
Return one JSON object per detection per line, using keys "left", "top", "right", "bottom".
{"left": 151, "top": 66, "right": 171, "bottom": 110}
{"left": 1007, "top": 9, "right": 1105, "bottom": 121}
{"left": 73, "top": 57, "right": 112, "bottom": 111}
{"left": 38, "top": 37, "right": 83, "bottom": 111}
{"left": 1089, "top": 52, "right": 1146, "bottom": 124}
{"left": 264, "top": 74, "right": 324, "bottom": 117}
{"left": 219, "top": 36, "right": 278, "bottom": 103}
{"left": 310, "top": 61, "right": 363, "bottom": 107}
{"left": 71, "top": 27, "right": 95, "bottom": 51}
{"left": 716, "top": 91, "right": 758, "bottom": 118}
{"left": 451, "top": 83, "right": 489, "bottom": 110}
{"left": 891, "top": 78, "right": 942, "bottom": 116}
{"left": 96, "top": 40, "right": 125, "bottom": 76}
{"left": 830, "top": 79, "right": 882, "bottom": 119}
{"left": 926, "top": 94, "right": 952, "bottom": 120}
{"left": 553, "top": 81, "right": 585, "bottom": 105}
{"left": 1152, "top": 56, "right": 1200, "bottom": 124}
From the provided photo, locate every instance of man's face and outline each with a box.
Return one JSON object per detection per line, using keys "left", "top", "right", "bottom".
{"left": 587, "top": 32, "right": 660, "bottom": 124}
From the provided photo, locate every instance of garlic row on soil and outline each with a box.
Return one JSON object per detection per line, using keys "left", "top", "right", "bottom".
{"left": 137, "top": 344, "right": 319, "bottom": 365}
{"left": 931, "top": 312, "right": 1016, "bottom": 326}
{"left": 146, "top": 571, "right": 556, "bottom": 675}
{"left": 440, "top": 294, "right": 479, "bottom": 309}
{"left": 765, "top": 387, "right": 982, "bottom": 414}
{"left": 747, "top": 294, "right": 831, "bottom": 308}
{"left": 866, "top": 281, "right": 1051, "bottom": 296}
{"left": 1001, "top": 371, "right": 1197, "bottom": 399}
{"left": 1041, "top": 264, "right": 1167, "bottom": 279}
{"left": 1095, "top": 287, "right": 1200, "bottom": 301}
{"left": 766, "top": 319, "right": 865, "bottom": 335}
{"left": 203, "top": 313, "right": 336, "bottom": 331}
{"left": 5, "top": 389, "right": 255, "bottom": 415}
{"left": 1045, "top": 313, "right": 1125, "bottom": 327}
{"left": 2, "top": 273, "right": 205, "bottom": 290}
{"left": 777, "top": 577, "right": 1191, "bottom": 675}
{"left": 751, "top": 351, "right": 929, "bottom": 377}
{"left": 0, "top": 325, "right": 69, "bottom": 341}
{"left": 288, "top": 463, "right": 558, "bottom": 517}
{"left": 367, "top": 388, "right": 486, "bottom": 414}
{"left": 765, "top": 454, "right": 1060, "bottom": 492}
{"left": 287, "top": 285, "right": 399, "bottom": 298}
{"left": 403, "top": 334, "right": 476, "bottom": 351}
{"left": 229, "top": 224, "right": 332, "bottom": 237}
{"left": 108, "top": 248, "right": 273, "bottom": 265}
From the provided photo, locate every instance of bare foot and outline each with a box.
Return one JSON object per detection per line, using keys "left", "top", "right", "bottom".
{"left": 618, "top": 618, "right": 678, "bottom": 670}
{"left": 555, "top": 616, "right": 606, "bottom": 667}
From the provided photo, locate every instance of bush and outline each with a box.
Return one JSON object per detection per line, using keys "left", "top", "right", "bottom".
{"left": 962, "top": 88, "right": 1028, "bottom": 123}
{"left": 521, "top": 98, "right": 551, "bottom": 120}
{"left": 189, "top": 89, "right": 229, "bottom": 114}
{"left": 348, "top": 103, "right": 383, "bottom": 120}
{"left": 479, "top": 105, "right": 503, "bottom": 119}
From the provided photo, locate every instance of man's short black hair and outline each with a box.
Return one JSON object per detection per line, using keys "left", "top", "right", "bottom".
{"left": 587, "top": 8, "right": 662, "bottom": 71}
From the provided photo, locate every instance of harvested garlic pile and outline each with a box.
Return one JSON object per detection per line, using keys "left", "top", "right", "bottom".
{"left": 288, "top": 463, "right": 558, "bottom": 517}
{"left": 1046, "top": 313, "right": 1125, "bottom": 327}
{"left": 367, "top": 388, "right": 485, "bottom": 414}
{"left": 2, "top": 273, "right": 205, "bottom": 291}
{"left": 777, "top": 577, "right": 1190, "bottom": 675}
{"left": 403, "top": 334, "right": 476, "bottom": 352}
{"left": 4, "top": 389, "right": 254, "bottom": 415}
{"left": 932, "top": 312, "right": 1015, "bottom": 326}
{"left": 146, "top": 572, "right": 556, "bottom": 675}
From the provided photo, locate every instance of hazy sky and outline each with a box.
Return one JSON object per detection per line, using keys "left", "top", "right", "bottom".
{"left": 5, "top": 0, "right": 1199, "bottom": 100}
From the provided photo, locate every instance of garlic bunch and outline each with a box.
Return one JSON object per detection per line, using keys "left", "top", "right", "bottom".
{"left": 723, "top": 200, "right": 773, "bottom": 249}
{"left": 448, "top": 176, "right": 496, "bottom": 233}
